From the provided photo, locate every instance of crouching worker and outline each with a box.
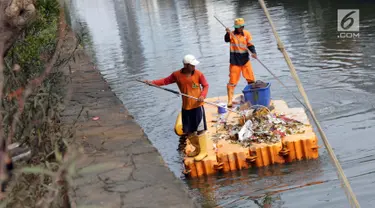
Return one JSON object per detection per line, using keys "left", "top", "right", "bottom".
{"left": 145, "top": 54, "right": 209, "bottom": 161}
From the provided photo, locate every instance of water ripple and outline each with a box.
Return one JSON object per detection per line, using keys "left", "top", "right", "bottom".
{"left": 68, "top": 0, "right": 375, "bottom": 207}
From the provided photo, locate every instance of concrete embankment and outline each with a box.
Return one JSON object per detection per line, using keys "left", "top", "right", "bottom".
{"left": 61, "top": 28, "right": 200, "bottom": 208}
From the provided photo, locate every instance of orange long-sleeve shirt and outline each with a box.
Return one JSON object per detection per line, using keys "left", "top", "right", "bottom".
{"left": 152, "top": 69, "right": 209, "bottom": 110}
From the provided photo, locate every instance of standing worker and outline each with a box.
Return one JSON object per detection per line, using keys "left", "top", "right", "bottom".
{"left": 144, "top": 54, "right": 209, "bottom": 161}
{"left": 224, "top": 18, "right": 258, "bottom": 107}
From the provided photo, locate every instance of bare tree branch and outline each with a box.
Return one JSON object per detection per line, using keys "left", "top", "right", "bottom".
{"left": 7, "top": 6, "right": 67, "bottom": 148}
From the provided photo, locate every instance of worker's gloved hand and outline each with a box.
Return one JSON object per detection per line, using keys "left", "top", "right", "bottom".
{"left": 198, "top": 96, "right": 205, "bottom": 102}
{"left": 251, "top": 53, "right": 257, "bottom": 59}
{"left": 226, "top": 28, "right": 231, "bottom": 33}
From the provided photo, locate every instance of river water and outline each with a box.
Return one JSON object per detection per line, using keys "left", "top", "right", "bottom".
{"left": 67, "top": 0, "right": 375, "bottom": 207}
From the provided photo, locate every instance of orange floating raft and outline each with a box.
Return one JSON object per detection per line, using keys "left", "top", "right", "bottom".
{"left": 178, "top": 95, "right": 320, "bottom": 178}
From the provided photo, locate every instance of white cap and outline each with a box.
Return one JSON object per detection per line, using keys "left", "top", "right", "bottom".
{"left": 183, "top": 54, "right": 200, "bottom": 66}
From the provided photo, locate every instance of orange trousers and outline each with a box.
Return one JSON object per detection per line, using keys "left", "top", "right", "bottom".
{"left": 227, "top": 61, "right": 255, "bottom": 88}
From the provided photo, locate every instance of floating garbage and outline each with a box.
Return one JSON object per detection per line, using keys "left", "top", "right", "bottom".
{"left": 238, "top": 120, "right": 253, "bottom": 142}
{"left": 181, "top": 95, "right": 320, "bottom": 178}
{"left": 212, "top": 104, "right": 306, "bottom": 147}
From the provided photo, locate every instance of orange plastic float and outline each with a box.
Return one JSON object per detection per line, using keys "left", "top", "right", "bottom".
{"left": 178, "top": 95, "right": 320, "bottom": 178}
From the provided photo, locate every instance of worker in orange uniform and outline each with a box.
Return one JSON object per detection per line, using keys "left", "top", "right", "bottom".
{"left": 224, "top": 18, "right": 258, "bottom": 107}
{"left": 145, "top": 54, "right": 209, "bottom": 161}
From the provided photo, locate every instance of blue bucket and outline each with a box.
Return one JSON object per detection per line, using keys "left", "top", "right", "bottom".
{"left": 218, "top": 103, "right": 227, "bottom": 114}
{"left": 242, "top": 82, "right": 271, "bottom": 107}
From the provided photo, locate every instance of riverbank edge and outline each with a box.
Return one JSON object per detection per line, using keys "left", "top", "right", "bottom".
{"left": 61, "top": 19, "right": 201, "bottom": 208}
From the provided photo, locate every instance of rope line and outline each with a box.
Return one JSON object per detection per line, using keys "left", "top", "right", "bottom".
{"left": 257, "top": 0, "right": 360, "bottom": 207}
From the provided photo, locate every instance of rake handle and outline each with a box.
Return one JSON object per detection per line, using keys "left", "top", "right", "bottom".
{"left": 136, "top": 79, "right": 242, "bottom": 115}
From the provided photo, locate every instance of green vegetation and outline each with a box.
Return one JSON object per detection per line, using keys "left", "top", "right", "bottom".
{"left": 6, "top": 0, "right": 59, "bottom": 77}
{"left": 0, "top": 0, "right": 75, "bottom": 206}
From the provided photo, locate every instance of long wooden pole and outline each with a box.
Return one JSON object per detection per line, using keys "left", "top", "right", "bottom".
{"left": 256, "top": 1, "right": 360, "bottom": 207}
{"left": 136, "top": 79, "right": 243, "bottom": 115}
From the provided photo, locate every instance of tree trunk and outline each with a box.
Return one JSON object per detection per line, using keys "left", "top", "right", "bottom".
{"left": 0, "top": 0, "right": 36, "bottom": 57}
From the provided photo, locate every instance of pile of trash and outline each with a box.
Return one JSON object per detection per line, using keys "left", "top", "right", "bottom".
{"left": 212, "top": 103, "right": 306, "bottom": 147}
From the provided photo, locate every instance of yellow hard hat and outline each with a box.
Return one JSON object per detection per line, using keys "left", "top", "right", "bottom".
{"left": 234, "top": 18, "right": 245, "bottom": 28}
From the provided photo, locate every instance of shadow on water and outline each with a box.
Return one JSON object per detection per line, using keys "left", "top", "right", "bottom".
{"left": 67, "top": 0, "right": 375, "bottom": 207}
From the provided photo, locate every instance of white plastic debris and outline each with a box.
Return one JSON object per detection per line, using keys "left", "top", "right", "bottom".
{"left": 238, "top": 120, "right": 254, "bottom": 142}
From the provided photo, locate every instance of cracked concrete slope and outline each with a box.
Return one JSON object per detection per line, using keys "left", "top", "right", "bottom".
{"left": 63, "top": 31, "right": 200, "bottom": 208}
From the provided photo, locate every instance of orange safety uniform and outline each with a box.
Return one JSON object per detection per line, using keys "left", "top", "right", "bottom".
{"left": 224, "top": 29, "right": 256, "bottom": 87}
{"left": 151, "top": 69, "right": 209, "bottom": 110}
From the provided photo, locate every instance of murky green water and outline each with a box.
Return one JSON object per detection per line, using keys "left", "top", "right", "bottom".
{"left": 67, "top": 0, "right": 375, "bottom": 207}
